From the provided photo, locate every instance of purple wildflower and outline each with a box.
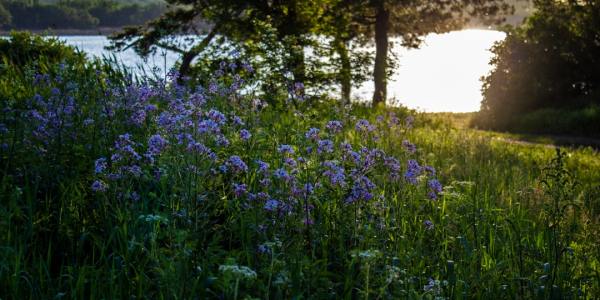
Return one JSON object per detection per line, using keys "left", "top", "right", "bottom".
{"left": 208, "top": 109, "right": 227, "bottom": 125}
{"left": 219, "top": 164, "right": 228, "bottom": 173}
{"left": 427, "top": 179, "right": 442, "bottom": 200}
{"left": 424, "top": 278, "right": 437, "bottom": 292}
{"left": 232, "top": 116, "right": 245, "bottom": 126}
{"left": 389, "top": 112, "right": 399, "bottom": 126}
{"left": 322, "top": 161, "right": 346, "bottom": 187}
{"left": 273, "top": 168, "right": 291, "bottom": 181}
{"left": 256, "top": 160, "right": 270, "bottom": 174}
{"left": 404, "top": 159, "right": 422, "bottom": 184}
{"left": 355, "top": 119, "right": 375, "bottom": 133}
{"left": 258, "top": 244, "right": 270, "bottom": 254}
{"left": 277, "top": 144, "right": 294, "bottom": 154}
{"left": 326, "top": 120, "right": 343, "bottom": 134}
{"left": 216, "top": 135, "right": 230, "bottom": 147}
{"left": 384, "top": 156, "right": 401, "bottom": 179}
{"left": 145, "top": 104, "right": 157, "bottom": 112}
{"left": 131, "top": 109, "right": 147, "bottom": 126}
{"left": 346, "top": 175, "right": 376, "bottom": 204}
{"left": 91, "top": 180, "right": 108, "bottom": 192}
{"left": 94, "top": 157, "right": 107, "bottom": 174}
{"left": 240, "top": 129, "right": 252, "bottom": 141}
{"left": 127, "top": 165, "right": 143, "bottom": 177}
{"left": 209, "top": 81, "right": 219, "bottom": 94}
{"left": 402, "top": 140, "right": 417, "bottom": 154}
{"left": 241, "top": 62, "right": 254, "bottom": 73}
{"left": 305, "top": 128, "right": 320, "bottom": 141}
{"left": 148, "top": 134, "right": 168, "bottom": 155}
{"left": 264, "top": 199, "right": 280, "bottom": 212}
{"left": 259, "top": 178, "right": 271, "bottom": 187}
{"left": 227, "top": 155, "right": 248, "bottom": 174}
{"left": 233, "top": 183, "right": 248, "bottom": 197}
{"left": 284, "top": 157, "right": 297, "bottom": 168}
{"left": 424, "top": 220, "right": 434, "bottom": 230}
{"left": 198, "top": 119, "right": 220, "bottom": 134}
{"left": 317, "top": 139, "right": 334, "bottom": 154}
{"left": 292, "top": 82, "right": 304, "bottom": 100}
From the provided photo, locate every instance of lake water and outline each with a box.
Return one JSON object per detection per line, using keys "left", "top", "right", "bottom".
{"left": 58, "top": 29, "right": 505, "bottom": 112}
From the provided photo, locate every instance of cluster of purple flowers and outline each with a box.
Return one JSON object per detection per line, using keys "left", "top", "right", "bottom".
{"left": 239, "top": 129, "right": 252, "bottom": 141}
{"left": 402, "top": 139, "right": 417, "bottom": 154}
{"left": 424, "top": 220, "right": 434, "bottom": 230}
{"left": 264, "top": 199, "right": 280, "bottom": 212}
{"left": 326, "top": 120, "right": 343, "bottom": 134}
{"left": 322, "top": 161, "right": 346, "bottom": 187}
{"left": 384, "top": 156, "right": 401, "bottom": 179}
{"left": 355, "top": 119, "right": 375, "bottom": 133}
{"left": 305, "top": 128, "right": 320, "bottom": 141}
{"left": 427, "top": 179, "right": 443, "bottom": 200}
{"left": 42, "top": 61, "right": 447, "bottom": 247}
{"left": 226, "top": 155, "right": 248, "bottom": 174}
{"left": 208, "top": 109, "right": 227, "bottom": 125}
{"left": 147, "top": 134, "right": 168, "bottom": 156}
{"left": 278, "top": 144, "right": 294, "bottom": 154}
{"left": 91, "top": 179, "right": 108, "bottom": 193}
{"left": 95, "top": 157, "right": 108, "bottom": 174}
{"left": 346, "top": 175, "right": 376, "bottom": 204}
{"left": 404, "top": 159, "right": 422, "bottom": 185}
{"left": 256, "top": 160, "right": 270, "bottom": 174}
{"left": 233, "top": 183, "right": 248, "bottom": 197}
{"left": 273, "top": 168, "right": 291, "bottom": 181}
{"left": 317, "top": 139, "right": 334, "bottom": 154}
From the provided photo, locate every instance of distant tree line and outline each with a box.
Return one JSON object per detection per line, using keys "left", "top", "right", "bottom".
{"left": 0, "top": 0, "right": 166, "bottom": 30}
{"left": 474, "top": 0, "right": 600, "bottom": 137}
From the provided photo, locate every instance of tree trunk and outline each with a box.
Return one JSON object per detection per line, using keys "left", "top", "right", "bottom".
{"left": 335, "top": 37, "right": 352, "bottom": 104}
{"left": 372, "top": 1, "right": 389, "bottom": 106}
{"left": 177, "top": 24, "right": 219, "bottom": 82}
{"left": 288, "top": 40, "right": 306, "bottom": 84}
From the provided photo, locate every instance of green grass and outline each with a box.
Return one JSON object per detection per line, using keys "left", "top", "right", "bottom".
{"left": 470, "top": 105, "right": 600, "bottom": 140}
{"left": 1, "top": 59, "right": 599, "bottom": 299}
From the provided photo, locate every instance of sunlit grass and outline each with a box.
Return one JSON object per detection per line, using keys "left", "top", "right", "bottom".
{"left": 1, "top": 60, "right": 599, "bottom": 299}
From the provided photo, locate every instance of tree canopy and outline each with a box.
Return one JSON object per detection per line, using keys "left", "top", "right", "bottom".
{"left": 475, "top": 0, "right": 600, "bottom": 133}
{"left": 110, "top": 0, "right": 514, "bottom": 106}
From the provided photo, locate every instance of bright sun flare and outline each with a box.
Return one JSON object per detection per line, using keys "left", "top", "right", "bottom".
{"left": 356, "top": 29, "right": 506, "bottom": 113}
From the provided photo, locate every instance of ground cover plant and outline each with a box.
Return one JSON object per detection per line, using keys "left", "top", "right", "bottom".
{"left": 1, "top": 40, "right": 600, "bottom": 299}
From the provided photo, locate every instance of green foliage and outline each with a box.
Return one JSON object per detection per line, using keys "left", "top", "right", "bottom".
{"left": 0, "top": 2, "right": 10, "bottom": 26}
{"left": 475, "top": 0, "right": 600, "bottom": 135}
{"left": 1, "top": 45, "right": 599, "bottom": 299}
{"left": 475, "top": 105, "right": 600, "bottom": 138}
{"left": 0, "top": 31, "right": 88, "bottom": 100}
{"left": 0, "top": 31, "right": 85, "bottom": 68}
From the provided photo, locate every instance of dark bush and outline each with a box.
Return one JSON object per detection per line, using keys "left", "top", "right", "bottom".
{"left": 474, "top": 0, "right": 600, "bottom": 136}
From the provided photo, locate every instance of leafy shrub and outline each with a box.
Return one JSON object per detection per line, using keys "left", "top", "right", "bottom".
{"left": 0, "top": 31, "right": 86, "bottom": 71}
{"left": 474, "top": 0, "right": 600, "bottom": 135}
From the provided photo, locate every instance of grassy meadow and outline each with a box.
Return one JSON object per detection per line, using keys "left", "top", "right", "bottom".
{"left": 1, "top": 42, "right": 600, "bottom": 299}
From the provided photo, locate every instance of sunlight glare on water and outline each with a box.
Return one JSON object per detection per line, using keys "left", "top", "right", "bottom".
{"left": 59, "top": 29, "right": 505, "bottom": 113}
{"left": 355, "top": 29, "right": 506, "bottom": 112}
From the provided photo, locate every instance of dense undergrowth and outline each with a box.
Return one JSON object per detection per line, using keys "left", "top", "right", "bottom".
{"left": 1, "top": 41, "right": 600, "bottom": 299}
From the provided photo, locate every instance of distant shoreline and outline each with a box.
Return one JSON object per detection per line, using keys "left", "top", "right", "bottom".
{"left": 0, "top": 27, "right": 126, "bottom": 36}
{"left": 1, "top": 26, "right": 507, "bottom": 38}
